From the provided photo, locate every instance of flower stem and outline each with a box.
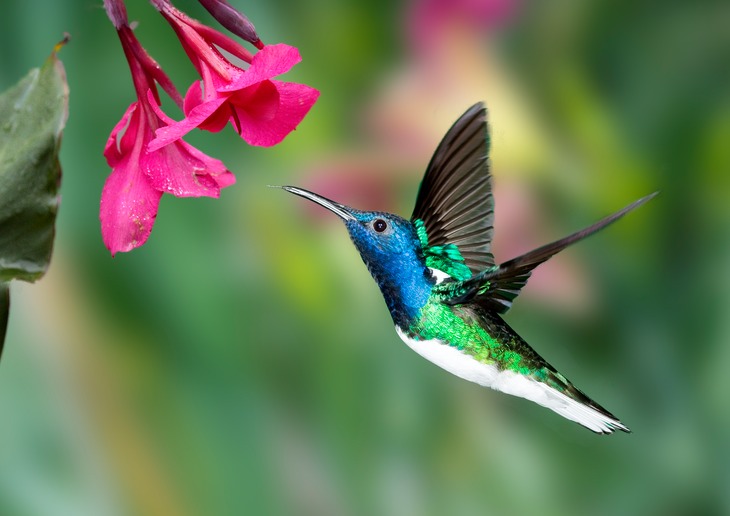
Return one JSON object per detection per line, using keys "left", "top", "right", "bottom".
{"left": 103, "top": 0, "right": 129, "bottom": 29}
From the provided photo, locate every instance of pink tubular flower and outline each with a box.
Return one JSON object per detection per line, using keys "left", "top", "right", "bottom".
{"left": 148, "top": 1, "right": 319, "bottom": 150}
{"left": 101, "top": 0, "right": 234, "bottom": 256}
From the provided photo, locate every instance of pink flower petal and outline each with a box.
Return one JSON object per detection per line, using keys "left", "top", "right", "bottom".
{"left": 100, "top": 150, "right": 162, "bottom": 257}
{"left": 183, "top": 80, "right": 204, "bottom": 115}
{"left": 198, "top": 103, "right": 232, "bottom": 133}
{"left": 104, "top": 102, "right": 138, "bottom": 167}
{"left": 181, "top": 70, "right": 235, "bottom": 133}
{"left": 227, "top": 80, "right": 280, "bottom": 134}
{"left": 220, "top": 43, "right": 302, "bottom": 92}
{"left": 184, "top": 144, "right": 236, "bottom": 189}
{"left": 213, "top": 171, "right": 236, "bottom": 189}
{"left": 147, "top": 95, "right": 228, "bottom": 151}
{"left": 184, "top": 80, "right": 231, "bottom": 133}
{"left": 143, "top": 140, "right": 222, "bottom": 198}
{"left": 143, "top": 89, "right": 181, "bottom": 128}
{"left": 234, "top": 80, "right": 320, "bottom": 146}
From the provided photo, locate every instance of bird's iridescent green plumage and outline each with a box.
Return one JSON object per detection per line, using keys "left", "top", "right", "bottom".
{"left": 280, "top": 102, "right": 656, "bottom": 434}
{"left": 415, "top": 218, "right": 472, "bottom": 281}
{"left": 410, "top": 301, "right": 528, "bottom": 374}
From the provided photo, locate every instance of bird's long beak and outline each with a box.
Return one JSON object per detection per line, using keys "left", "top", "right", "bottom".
{"left": 276, "top": 185, "right": 357, "bottom": 221}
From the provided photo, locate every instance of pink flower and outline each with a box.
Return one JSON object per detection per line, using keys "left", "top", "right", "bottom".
{"left": 101, "top": 6, "right": 234, "bottom": 256}
{"left": 148, "top": 2, "right": 319, "bottom": 150}
{"left": 101, "top": 0, "right": 319, "bottom": 255}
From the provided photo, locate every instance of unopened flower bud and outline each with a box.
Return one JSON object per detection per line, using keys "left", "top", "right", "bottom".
{"left": 197, "top": 0, "right": 263, "bottom": 48}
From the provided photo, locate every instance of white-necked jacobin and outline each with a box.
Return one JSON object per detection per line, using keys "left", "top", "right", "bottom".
{"left": 279, "top": 103, "right": 656, "bottom": 434}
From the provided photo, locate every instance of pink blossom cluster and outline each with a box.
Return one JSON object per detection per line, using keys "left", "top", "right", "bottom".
{"left": 101, "top": 0, "right": 319, "bottom": 255}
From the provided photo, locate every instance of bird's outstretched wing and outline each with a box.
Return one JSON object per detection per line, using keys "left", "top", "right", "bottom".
{"left": 411, "top": 103, "right": 495, "bottom": 275}
{"left": 435, "top": 192, "right": 658, "bottom": 313}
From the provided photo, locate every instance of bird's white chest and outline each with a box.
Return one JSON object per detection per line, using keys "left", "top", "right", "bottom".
{"left": 395, "top": 326, "right": 502, "bottom": 387}
{"left": 393, "top": 326, "right": 628, "bottom": 434}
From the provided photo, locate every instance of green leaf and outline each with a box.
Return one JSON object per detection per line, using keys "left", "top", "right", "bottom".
{"left": 0, "top": 43, "right": 68, "bottom": 283}
{"left": 0, "top": 283, "right": 7, "bottom": 358}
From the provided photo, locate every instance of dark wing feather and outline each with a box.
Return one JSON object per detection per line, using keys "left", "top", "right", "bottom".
{"left": 442, "top": 192, "right": 658, "bottom": 313}
{"left": 411, "top": 103, "right": 495, "bottom": 273}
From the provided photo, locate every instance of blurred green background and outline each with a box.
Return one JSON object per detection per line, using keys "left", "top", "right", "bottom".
{"left": 1, "top": 0, "right": 729, "bottom": 514}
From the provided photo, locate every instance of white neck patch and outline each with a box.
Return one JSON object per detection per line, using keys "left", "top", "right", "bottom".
{"left": 428, "top": 268, "right": 451, "bottom": 285}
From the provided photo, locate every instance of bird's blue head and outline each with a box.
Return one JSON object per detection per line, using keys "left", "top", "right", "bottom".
{"left": 281, "top": 186, "right": 434, "bottom": 326}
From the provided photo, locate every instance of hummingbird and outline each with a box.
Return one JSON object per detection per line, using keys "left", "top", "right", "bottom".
{"left": 278, "top": 103, "right": 656, "bottom": 434}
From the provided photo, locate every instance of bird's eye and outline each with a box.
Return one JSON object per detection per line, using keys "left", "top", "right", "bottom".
{"left": 373, "top": 218, "right": 388, "bottom": 233}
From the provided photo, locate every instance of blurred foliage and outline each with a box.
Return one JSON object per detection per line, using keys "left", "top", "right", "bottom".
{"left": 0, "top": 43, "right": 67, "bottom": 356}
{"left": 1, "top": 0, "right": 729, "bottom": 515}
